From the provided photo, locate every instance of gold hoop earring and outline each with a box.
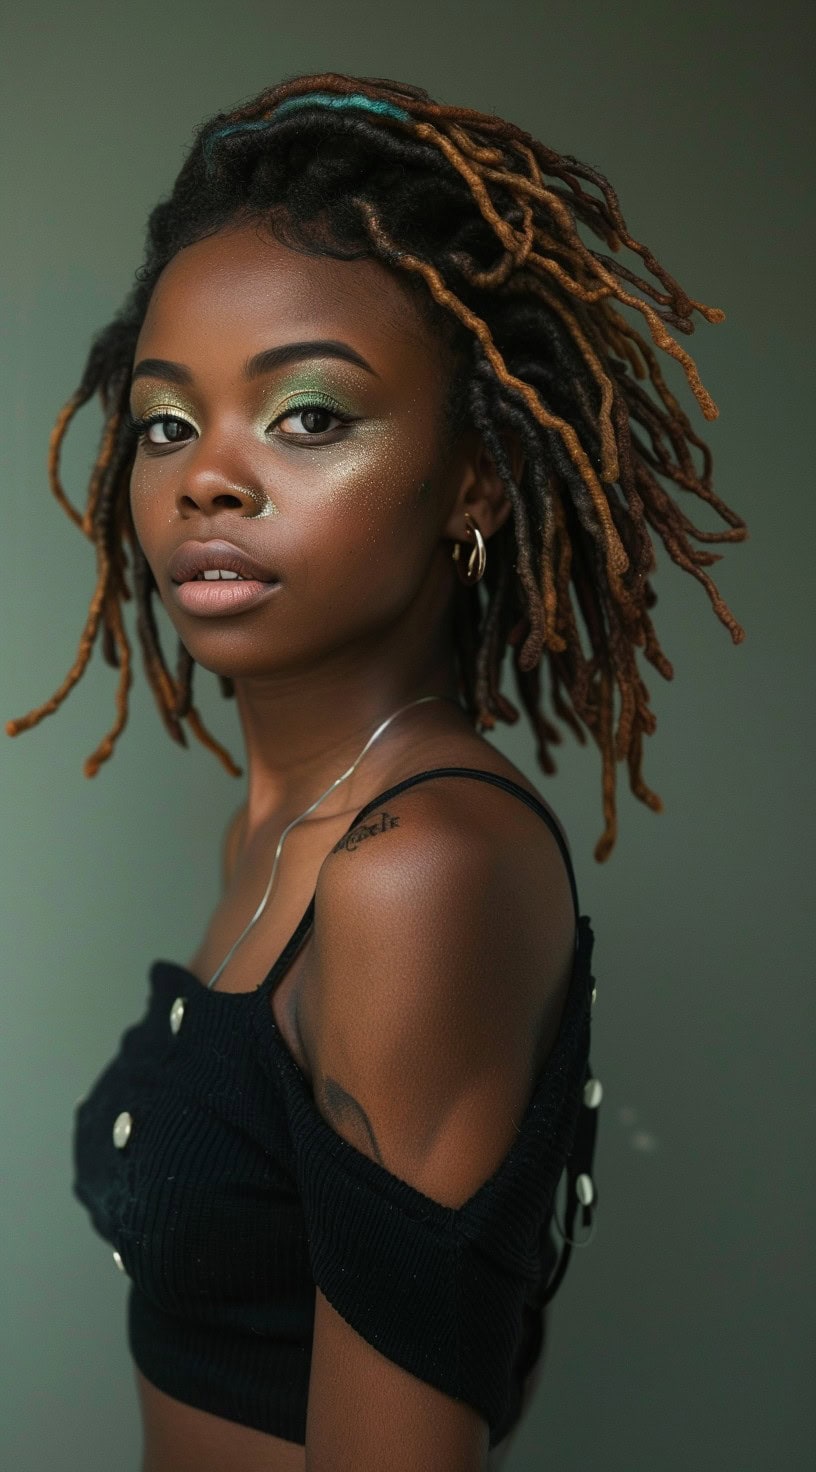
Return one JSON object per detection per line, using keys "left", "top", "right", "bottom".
{"left": 451, "top": 512, "right": 487, "bottom": 585}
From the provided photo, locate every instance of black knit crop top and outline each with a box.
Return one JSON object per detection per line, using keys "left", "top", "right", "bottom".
{"left": 72, "top": 767, "right": 601, "bottom": 1451}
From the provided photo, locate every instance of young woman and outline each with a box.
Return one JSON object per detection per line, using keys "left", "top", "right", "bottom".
{"left": 8, "top": 72, "right": 747, "bottom": 1472}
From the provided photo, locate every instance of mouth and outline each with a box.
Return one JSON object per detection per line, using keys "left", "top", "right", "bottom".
{"left": 172, "top": 576, "right": 281, "bottom": 617}
{"left": 167, "top": 537, "right": 281, "bottom": 617}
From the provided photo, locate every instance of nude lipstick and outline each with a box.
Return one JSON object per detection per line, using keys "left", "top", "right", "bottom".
{"left": 168, "top": 538, "right": 281, "bottom": 617}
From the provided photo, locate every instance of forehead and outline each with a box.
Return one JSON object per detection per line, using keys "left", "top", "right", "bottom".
{"left": 135, "top": 220, "right": 439, "bottom": 374}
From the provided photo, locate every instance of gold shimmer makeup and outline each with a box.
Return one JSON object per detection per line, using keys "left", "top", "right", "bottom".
{"left": 128, "top": 386, "right": 198, "bottom": 423}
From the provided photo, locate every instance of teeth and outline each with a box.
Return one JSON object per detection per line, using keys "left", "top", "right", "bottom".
{"left": 198, "top": 569, "right": 244, "bottom": 581}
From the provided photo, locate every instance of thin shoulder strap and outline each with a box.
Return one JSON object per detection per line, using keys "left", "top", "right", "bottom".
{"left": 341, "top": 765, "right": 580, "bottom": 926}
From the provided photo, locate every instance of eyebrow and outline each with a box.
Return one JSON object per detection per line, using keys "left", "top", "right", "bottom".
{"left": 130, "top": 339, "right": 379, "bottom": 388}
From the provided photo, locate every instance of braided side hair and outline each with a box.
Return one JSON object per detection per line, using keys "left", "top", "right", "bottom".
{"left": 6, "top": 72, "right": 748, "bottom": 861}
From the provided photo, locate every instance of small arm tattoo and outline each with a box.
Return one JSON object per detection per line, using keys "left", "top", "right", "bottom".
{"left": 318, "top": 1075, "right": 385, "bottom": 1165}
{"left": 331, "top": 808, "right": 400, "bottom": 855}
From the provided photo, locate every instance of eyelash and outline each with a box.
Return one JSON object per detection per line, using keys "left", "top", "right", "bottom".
{"left": 124, "top": 397, "right": 354, "bottom": 448}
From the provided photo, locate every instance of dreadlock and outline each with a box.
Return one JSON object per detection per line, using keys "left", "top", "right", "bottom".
{"left": 6, "top": 72, "right": 747, "bottom": 860}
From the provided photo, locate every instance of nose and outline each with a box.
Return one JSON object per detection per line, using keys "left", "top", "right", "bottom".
{"left": 176, "top": 456, "right": 268, "bottom": 518}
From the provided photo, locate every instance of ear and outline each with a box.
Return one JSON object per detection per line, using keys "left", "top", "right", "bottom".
{"left": 441, "top": 427, "right": 523, "bottom": 546}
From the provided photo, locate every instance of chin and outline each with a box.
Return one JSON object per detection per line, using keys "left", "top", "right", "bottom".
{"left": 174, "top": 626, "right": 305, "bottom": 684}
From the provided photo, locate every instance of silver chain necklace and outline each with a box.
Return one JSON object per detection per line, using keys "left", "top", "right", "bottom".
{"left": 205, "top": 693, "right": 454, "bottom": 990}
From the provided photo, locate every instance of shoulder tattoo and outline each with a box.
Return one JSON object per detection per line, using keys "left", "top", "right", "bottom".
{"left": 331, "top": 808, "right": 400, "bottom": 856}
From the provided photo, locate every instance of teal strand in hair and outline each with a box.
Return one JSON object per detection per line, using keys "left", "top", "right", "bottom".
{"left": 275, "top": 92, "right": 410, "bottom": 122}
{"left": 203, "top": 91, "right": 411, "bottom": 171}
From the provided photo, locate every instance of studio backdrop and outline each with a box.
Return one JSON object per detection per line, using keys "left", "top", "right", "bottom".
{"left": 1, "top": 3, "right": 812, "bottom": 1469}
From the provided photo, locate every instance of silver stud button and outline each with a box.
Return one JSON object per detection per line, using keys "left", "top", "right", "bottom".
{"left": 112, "top": 1111, "right": 132, "bottom": 1149}
{"left": 576, "top": 1173, "right": 595, "bottom": 1206}
{"left": 591, "top": 985, "right": 597, "bottom": 1007}
{"left": 584, "top": 1076, "right": 603, "bottom": 1109}
{"left": 112, "top": 1249, "right": 125, "bottom": 1272}
{"left": 169, "top": 996, "right": 186, "bottom": 1035}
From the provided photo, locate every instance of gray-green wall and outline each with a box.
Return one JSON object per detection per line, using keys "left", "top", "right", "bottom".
{"left": 2, "top": 2, "right": 812, "bottom": 1467}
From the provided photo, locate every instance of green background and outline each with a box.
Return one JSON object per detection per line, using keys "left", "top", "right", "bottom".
{"left": 2, "top": 2, "right": 812, "bottom": 1467}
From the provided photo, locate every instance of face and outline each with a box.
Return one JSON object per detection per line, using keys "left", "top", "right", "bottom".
{"left": 128, "top": 219, "right": 474, "bottom": 684}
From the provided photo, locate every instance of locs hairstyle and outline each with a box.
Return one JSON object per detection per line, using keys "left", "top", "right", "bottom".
{"left": 7, "top": 73, "right": 748, "bottom": 861}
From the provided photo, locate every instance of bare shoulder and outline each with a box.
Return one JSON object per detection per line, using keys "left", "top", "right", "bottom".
{"left": 316, "top": 757, "right": 575, "bottom": 972}
{"left": 443, "top": 737, "right": 573, "bottom": 857}
{"left": 381, "top": 718, "right": 572, "bottom": 855}
{"left": 300, "top": 760, "right": 577, "bottom": 1207}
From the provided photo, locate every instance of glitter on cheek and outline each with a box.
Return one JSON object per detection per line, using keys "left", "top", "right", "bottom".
{"left": 246, "top": 492, "right": 279, "bottom": 518}
{"left": 302, "top": 416, "right": 434, "bottom": 555}
{"left": 128, "top": 455, "right": 153, "bottom": 510}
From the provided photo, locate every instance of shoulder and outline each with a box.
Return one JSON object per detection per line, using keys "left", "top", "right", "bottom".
{"left": 305, "top": 771, "right": 576, "bottom": 1208}
{"left": 317, "top": 761, "right": 576, "bottom": 969}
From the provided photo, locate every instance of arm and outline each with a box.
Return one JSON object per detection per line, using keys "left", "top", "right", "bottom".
{"left": 302, "top": 785, "right": 575, "bottom": 1472}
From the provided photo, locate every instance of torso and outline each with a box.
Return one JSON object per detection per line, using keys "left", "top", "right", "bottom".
{"left": 135, "top": 713, "right": 571, "bottom": 1471}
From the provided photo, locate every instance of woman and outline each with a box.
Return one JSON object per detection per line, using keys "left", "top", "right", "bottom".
{"left": 7, "top": 73, "right": 747, "bottom": 1472}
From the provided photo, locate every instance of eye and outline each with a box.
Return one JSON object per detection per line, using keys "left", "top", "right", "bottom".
{"left": 126, "top": 412, "right": 196, "bottom": 447}
{"left": 272, "top": 401, "right": 350, "bottom": 438}
{"left": 125, "top": 397, "right": 353, "bottom": 451}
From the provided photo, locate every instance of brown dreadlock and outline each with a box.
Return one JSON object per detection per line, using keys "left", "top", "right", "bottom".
{"left": 6, "top": 72, "right": 747, "bottom": 860}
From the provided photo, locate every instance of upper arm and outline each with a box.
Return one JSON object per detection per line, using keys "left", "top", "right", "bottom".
{"left": 303, "top": 784, "right": 575, "bottom": 1469}
{"left": 308, "top": 1285, "right": 490, "bottom": 1472}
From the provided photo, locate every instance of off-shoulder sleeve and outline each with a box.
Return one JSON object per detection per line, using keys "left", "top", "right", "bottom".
{"left": 251, "top": 914, "right": 598, "bottom": 1447}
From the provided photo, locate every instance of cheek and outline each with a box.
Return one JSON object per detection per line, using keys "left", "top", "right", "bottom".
{"left": 129, "top": 459, "right": 180, "bottom": 586}
{"left": 299, "top": 475, "right": 440, "bottom": 640}
{"left": 299, "top": 419, "right": 437, "bottom": 550}
{"left": 129, "top": 462, "right": 159, "bottom": 552}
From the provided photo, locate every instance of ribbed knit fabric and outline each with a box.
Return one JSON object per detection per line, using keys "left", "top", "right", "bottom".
{"left": 72, "top": 767, "right": 600, "bottom": 1450}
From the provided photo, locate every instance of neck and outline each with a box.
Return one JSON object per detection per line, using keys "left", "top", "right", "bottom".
{"left": 231, "top": 635, "right": 467, "bottom": 838}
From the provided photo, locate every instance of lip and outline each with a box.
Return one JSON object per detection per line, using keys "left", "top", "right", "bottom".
{"left": 173, "top": 577, "right": 281, "bottom": 617}
{"left": 168, "top": 538, "right": 279, "bottom": 585}
{"left": 167, "top": 537, "right": 280, "bottom": 619}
